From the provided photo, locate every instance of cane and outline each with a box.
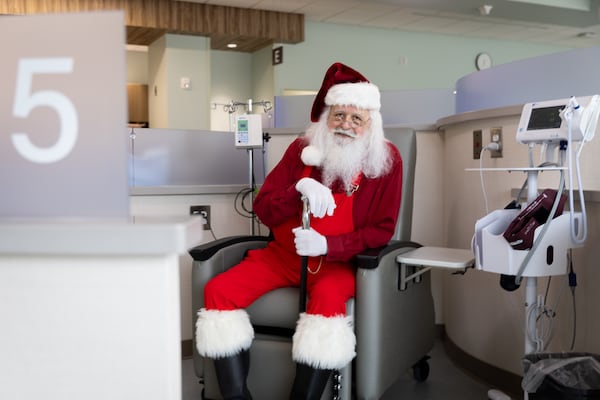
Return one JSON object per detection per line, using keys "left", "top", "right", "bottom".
{"left": 299, "top": 196, "right": 310, "bottom": 313}
{"left": 300, "top": 197, "right": 342, "bottom": 399}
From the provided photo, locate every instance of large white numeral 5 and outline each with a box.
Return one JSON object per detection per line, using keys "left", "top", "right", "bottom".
{"left": 12, "top": 58, "right": 78, "bottom": 164}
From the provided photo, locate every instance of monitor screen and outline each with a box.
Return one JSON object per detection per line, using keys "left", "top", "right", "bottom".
{"left": 527, "top": 106, "right": 564, "bottom": 131}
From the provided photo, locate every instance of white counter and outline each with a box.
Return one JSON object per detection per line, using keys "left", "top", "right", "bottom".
{"left": 0, "top": 217, "right": 203, "bottom": 400}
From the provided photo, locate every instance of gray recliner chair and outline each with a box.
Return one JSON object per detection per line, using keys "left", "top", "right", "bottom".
{"left": 189, "top": 127, "right": 435, "bottom": 400}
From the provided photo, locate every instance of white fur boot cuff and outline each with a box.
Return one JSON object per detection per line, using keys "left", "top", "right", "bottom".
{"left": 292, "top": 313, "right": 356, "bottom": 370}
{"left": 195, "top": 308, "right": 254, "bottom": 359}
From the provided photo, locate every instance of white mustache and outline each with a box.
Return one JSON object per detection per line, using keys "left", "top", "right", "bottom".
{"left": 334, "top": 129, "right": 357, "bottom": 138}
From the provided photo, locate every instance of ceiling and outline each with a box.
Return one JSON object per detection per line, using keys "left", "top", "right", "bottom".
{"left": 182, "top": 0, "right": 600, "bottom": 50}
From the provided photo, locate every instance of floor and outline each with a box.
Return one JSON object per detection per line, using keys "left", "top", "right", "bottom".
{"left": 182, "top": 339, "right": 513, "bottom": 400}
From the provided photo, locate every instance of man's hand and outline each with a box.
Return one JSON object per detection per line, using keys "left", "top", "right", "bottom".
{"left": 293, "top": 227, "right": 328, "bottom": 256}
{"left": 295, "top": 177, "right": 336, "bottom": 218}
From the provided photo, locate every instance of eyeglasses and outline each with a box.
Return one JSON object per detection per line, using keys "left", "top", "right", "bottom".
{"left": 329, "top": 110, "right": 370, "bottom": 128}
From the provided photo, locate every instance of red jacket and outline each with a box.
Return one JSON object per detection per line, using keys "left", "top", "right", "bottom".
{"left": 253, "top": 137, "right": 403, "bottom": 262}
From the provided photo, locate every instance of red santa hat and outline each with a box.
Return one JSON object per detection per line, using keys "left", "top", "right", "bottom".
{"left": 302, "top": 63, "right": 382, "bottom": 166}
{"left": 310, "top": 62, "right": 381, "bottom": 123}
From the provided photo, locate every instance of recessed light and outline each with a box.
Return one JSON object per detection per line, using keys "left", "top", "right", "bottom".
{"left": 227, "top": 43, "right": 238, "bottom": 48}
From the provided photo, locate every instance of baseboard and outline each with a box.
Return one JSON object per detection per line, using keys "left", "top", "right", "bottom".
{"left": 440, "top": 328, "right": 523, "bottom": 398}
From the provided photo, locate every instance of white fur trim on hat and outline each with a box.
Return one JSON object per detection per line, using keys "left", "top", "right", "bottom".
{"left": 292, "top": 313, "right": 356, "bottom": 369}
{"left": 300, "top": 145, "right": 323, "bottom": 166}
{"left": 325, "top": 82, "right": 381, "bottom": 111}
{"left": 195, "top": 308, "right": 254, "bottom": 358}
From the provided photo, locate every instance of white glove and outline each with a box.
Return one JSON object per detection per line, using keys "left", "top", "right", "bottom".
{"left": 293, "top": 227, "right": 328, "bottom": 257}
{"left": 295, "top": 177, "right": 336, "bottom": 218}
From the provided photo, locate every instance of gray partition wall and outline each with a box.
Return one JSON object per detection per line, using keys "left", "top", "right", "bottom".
{"left": 274, "top": 88, "right": 456, "bottom": 129}
{"left": 128, "top": 128, "right": 266, "bottom": 188}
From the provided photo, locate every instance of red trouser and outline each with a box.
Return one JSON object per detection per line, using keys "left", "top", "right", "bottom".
{"left": 203, "top": 239, "right": 355, "bottom": 317}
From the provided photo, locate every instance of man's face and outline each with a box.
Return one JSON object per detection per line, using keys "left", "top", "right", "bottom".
{"left": 326, "top": 105, "right": 371, "bottom": 143}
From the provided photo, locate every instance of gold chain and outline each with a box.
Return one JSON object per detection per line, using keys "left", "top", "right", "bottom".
{"left": 308, "top": 256, "right": 324, "bottom": 274}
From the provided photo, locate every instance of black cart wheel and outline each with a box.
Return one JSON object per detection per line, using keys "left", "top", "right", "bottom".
{"left": 412, "top": 356, "right": 431, "bottom": 382}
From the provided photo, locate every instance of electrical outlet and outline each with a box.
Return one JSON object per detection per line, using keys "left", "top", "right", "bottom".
{"left": 190, "top": 205, "right": 211, "bottom": 230}
{"left": 490, "top": 127, "right": 503, "bottom": 158}
{"left": 473, "top": 129, "right": 482, "bottom": 159}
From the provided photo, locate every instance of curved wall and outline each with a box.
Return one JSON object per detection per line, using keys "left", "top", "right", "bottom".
{"left": 456, "top": 46, "right": 600, "bottom": 114}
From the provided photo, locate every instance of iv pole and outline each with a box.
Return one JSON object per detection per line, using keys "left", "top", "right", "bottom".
{"left": 247, "top": 99, "right": 255, "bottom": 235}
{"left": 524, "top": 169, "right": 539, "bottom": 357}
{"left": 222, "top": 98, "right": 273, "bottom": 235}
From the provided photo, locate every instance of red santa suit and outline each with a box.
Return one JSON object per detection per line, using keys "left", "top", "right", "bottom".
{"left": 196, "top": 62, "right": 403, "bottom": 375}
{"left": 198, "top": 137, "right": 402, "bottom": 368}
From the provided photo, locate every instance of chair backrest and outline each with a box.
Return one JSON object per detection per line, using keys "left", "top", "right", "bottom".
{"left": 384, "top": 127, "right": 417, "bottom": 241}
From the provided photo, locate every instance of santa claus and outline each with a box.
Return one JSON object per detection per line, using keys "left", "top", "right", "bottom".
{"left": 195, "top": 62, "right": 403, "bottom": 399}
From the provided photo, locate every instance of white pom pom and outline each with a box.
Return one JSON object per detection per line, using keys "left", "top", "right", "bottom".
{"left": 301, "top": 145, "right": 323, "bottom": 166}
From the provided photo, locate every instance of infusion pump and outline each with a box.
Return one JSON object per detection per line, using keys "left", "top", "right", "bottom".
{"left": 235, "top": 114, "right": 263, "bottom": 148}
{"left": 516, "top": 95, "right": 600, "bottom": 144}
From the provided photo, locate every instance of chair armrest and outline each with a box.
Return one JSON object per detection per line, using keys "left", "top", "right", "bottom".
{"left": 189, "top": 235, "right": 271, "bottom": 262}
{"left": 355, "top": 240, "right": 422, "bottom": 269}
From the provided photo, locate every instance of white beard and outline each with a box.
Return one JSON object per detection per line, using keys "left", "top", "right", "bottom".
{"left": 304, "top": 108, "right": 392, "bottom": 192}
{"left": 319, "top": 126, "right": 369, "bottom": 192}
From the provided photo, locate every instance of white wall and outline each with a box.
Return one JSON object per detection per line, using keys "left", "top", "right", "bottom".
{"left": 272, "top": 21, "right": 569, "bottom": 95}
{"left": 148, "top": 37, "right": 168, "bottom": 128}
{"left": 209, "top": 51, "right": 253, "bottom": 131}
{"left": 146, "top": 34, "right": 211, "bottom": 129}
{"left": 164, "top": 35, "right": 211, "bottom": 130}
{"left": 126, "top": 48, "right": 148, "bottom": 83}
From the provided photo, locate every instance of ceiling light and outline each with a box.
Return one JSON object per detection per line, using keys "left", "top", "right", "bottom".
{"left": 125, "top": 44, "right": 148, "bottom": 52}
{"left": 227, "top": 43, "right": 238, "bottom": 49}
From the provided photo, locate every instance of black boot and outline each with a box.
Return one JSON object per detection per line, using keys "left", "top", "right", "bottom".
{"left": 289, "top": 363, "right": 332, "bottom": 400}
{"left": 213, "top": 350, "right": 252, "bottom": 400}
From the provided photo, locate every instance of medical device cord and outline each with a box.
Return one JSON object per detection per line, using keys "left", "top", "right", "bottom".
{"left": 526, "top": 257, "right": 577, "bottom": 353}
{"left": 479, "top": 148, "right": 490, "bottom": 214}
{"left": 526, "top": 291, "right": 555, "bottom": 353}
{"left": 479, "top": 143, "right": 500, "bottom": 214}
{"left": 567, "top": 120, "right": 588, "bottom": 244}
{"left": 568, "top": 249, "right": 578, "bottom": 350}
{"left": 234, "top": 148, "right": 266, "bottom": 236}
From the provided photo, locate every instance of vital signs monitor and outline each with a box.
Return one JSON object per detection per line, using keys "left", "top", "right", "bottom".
{"left": 516, "top": 95, "right": 600, "bottom": 143}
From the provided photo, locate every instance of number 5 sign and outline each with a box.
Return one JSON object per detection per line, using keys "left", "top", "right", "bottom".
{"left": 0, "top": 11, "right": 129, "bottom": 219}
{"left": 13, "top": 58, "right": 78, "bottom": 164}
